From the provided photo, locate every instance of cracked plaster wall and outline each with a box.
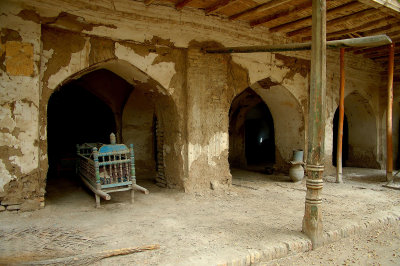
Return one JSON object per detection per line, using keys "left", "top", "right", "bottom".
{"left": 0, "top": 0, "right": 392, "bottom": 209}
{"left": 0, "top": 2, "right": 43, "bottom": 210}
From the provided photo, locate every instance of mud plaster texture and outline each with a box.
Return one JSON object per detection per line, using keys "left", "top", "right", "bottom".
{"left": 0, "top": 0, "right": 392, "bottom": 209}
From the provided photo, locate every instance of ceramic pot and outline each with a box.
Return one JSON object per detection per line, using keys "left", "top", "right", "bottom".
{"left": 289, "top": 164, "right": 304, "bottom": 182}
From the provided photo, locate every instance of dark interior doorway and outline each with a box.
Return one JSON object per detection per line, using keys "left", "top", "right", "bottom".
{"left": 47, "top": 81, "right": 116, "bottom": 180}
{"left": 332, "top": 108, "right": 349, "bottom": 166}
{"left": 229, "top": 88, "right": 275, "bottom": 172}
{"left": 245, "top": 103, "right": 275, "bottom": 165}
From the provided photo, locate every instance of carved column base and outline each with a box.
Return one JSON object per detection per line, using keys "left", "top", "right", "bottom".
{"left": 302, "top": 167, "right": 324, "bottom": 248}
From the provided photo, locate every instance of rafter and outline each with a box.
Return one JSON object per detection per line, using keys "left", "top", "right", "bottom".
{"left": 302, "top": 17, "right": 393, "bottom": 41}
{"left": 176, "top": 0, "right": 195, "bottom": 10}
{"left": 250, "top": 1, "right": 312, "bottom": 27}
{"left": 287, "top": 8, "right": 376, "bottom": 37}
{"left": 229, "top": 0, "right": 293, "bottom": 21}
{"left": 144, "top": 0, "right": 156, "bottom": 5}
{"left": 354, "top": 43, "right": 399, "bottom": 54}
{"left": 269, "top": 1, "right": 362, "bottom": 33}
{"left": 360, "top": 22, "right": 400, "bottom": 36}
{"left": 364, "top": 49, "right": 400, "bottom": 59}
{"left": 205, "top": 0, "right": 238, "bottom": 14}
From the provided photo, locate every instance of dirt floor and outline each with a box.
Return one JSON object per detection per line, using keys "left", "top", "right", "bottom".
{"left": 262, "top": 222, "right": 400, "bottom": 265}
{"left": 0, "top": 167, "right": 399, "bottom": 265}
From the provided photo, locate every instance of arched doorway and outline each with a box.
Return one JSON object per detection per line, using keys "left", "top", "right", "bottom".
{"left": 229, "top": 88, "right": 275, "bottom": 172}
{"left": 46, "top": 69, "right": 133, "bottom": 204}
{"left": 344, "top": 91, "right": 379, "bottom": 168}
{"left": 332, "top": 108, "right": 349, "bottom": 167}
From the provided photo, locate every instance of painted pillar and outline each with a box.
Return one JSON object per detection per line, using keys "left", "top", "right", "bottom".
{"left": 387, "top": 44, "right": 395, "bottom": 183}
{"left": 302, "top": 0, "right": 326, "bottom": 248}
{"left": 336, "top": 48, "right": 345, "bottom": 183}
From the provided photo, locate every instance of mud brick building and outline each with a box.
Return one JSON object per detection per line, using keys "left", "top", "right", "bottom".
{"left": 1, "top": 0, "right": 400, "bottom": 246}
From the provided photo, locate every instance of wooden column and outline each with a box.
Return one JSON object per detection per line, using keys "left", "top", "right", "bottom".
{"left": 387, "top": 44, "right": 395, "bottom": 183}
{"left": 336, "top": 48, "right": 345, "bottom": 183}
{"left": 302, "top": 0, "right": 326, "bottom": 248}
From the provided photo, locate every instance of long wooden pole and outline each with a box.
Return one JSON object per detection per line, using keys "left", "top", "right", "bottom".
{"left": 302, "top": 0, "right": 326, "bottom": 249}
{"left": 204, "top": 35, "right": 392, "bottom": 54}
{"left": 336, "top": 48, "right": 345, "bottom": 183}
{"left": 387, "top": 43, "right": 395, "bottom": 183}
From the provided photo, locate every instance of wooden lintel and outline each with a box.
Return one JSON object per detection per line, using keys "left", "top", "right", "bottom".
{"left": 144, "top": 0, "right": 156, "bottom": 5}
{"left": 229, "top": 0, "right": 292, "bottom": 20}
{"left": 288, "top": 8, "right": 376, "bottom": 37}
{"left": 205, "top": 0, "right": 237, "bottom": 14}
{"left": 269, "top": 1, "right": 362, "bottom": 33}
{"left": 176, "top": 0, "right": 195, "bottom": 10}
{"left": 250, "top": 1, "right": 312, "bottom": 27}
{"left": 205, "top": 35, "right": 392, "bottom": 54}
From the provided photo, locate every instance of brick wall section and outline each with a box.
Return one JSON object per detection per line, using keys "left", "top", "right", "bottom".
{"left": 185, "top": 45, "right": 232, "bottom": 191}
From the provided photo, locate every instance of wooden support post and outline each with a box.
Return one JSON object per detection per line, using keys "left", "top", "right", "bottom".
{"left": 387, "top": 43, "right": 395, "bottom": 183}
{"left": 336, "top": 48, "right": 345, "bottom": 183}
{"left": 303, "top": 0, "right": 326, "bottom": 249}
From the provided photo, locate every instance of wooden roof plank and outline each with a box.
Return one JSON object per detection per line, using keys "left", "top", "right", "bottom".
{"left": 176, "top": 0, "right": 196, "bottom": 10}
{"left": 287, "top": 8, "right": 376, "bottom": 37}
{"left": 229, "top": 0, "right": 293, "bottom": 20}
{"left": 357, "top": 0, "right": 400, "bottom": 18}
{"left": 144, "top": 0, "right": 156, "bottom": 5}
{"left": 205, "top": 0, "right": 239, "bottom": 14}
{"left": 269, "top": 1, "right": 362, "bottom": 33}
{"left": 250, "top": 1, "right": 312, "bottom": 27}
{"left": 302, "top": 16, "right": 392, "bottom": 41}
{"left": 360, "top": 21, "right": 400, "bottom": 36}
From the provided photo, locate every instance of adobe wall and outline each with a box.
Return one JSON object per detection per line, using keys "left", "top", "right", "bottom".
{"left": 0, "top": 0, "right": 390, "bottom": 210}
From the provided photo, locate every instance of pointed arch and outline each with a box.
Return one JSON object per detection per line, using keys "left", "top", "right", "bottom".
{"left": 229, "top": 79, "right": 305, "bottom": 172}
{"left": 344, "top": 91, "right": 379, "bottom": 168}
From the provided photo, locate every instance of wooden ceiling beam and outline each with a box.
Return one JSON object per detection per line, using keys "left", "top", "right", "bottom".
{"left": 176, "top": 0, "right": 195, "bottom": 10}
{"left": 144, "top": 0, "right": 156, "bottom": 5}
{"left": 360, "top": 22, "right": 400, "bottom": 36}
{"left": 250, "top": 1, "right": 312, "bottom": 27}
{"left": 205, "top": 0, "right": 238, "bottom": 14}
{"left": 229, "top": 0, "right": 293, "bottom": 21}
{"left": 363, "top": 47, "right": 400, "bottom": 58}
{"left": 357, "top": 0, "right": 400, "bottom": 19}
{"left": 269, "top": 1, "right": 362, "bottom": 33}
{"left": 288, "top": 8, "right": 376, "bottom": 37}
{"left": 354, "top": 43, "right": 400, "bottom": 54}
{"left": 374, "top": 53, "right": 400, "bottom": 61}
{"left": 302, "top": 17, "right": 391, "bottom": 41}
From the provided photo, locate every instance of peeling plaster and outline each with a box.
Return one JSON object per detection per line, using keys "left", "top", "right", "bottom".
{"left": 114, "top": 42, "right": 176, "bottom": 92}
{"left": 0, "top": 159, "right": 15, "bottom": 192}
{"left": 47, "top": 38, "right": 91, "bottom": 90}
{"left": 188, "top": 132, "right": 228, "bottom": 169}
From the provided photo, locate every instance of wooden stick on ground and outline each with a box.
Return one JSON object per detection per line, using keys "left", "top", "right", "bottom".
{"left": 25, "top": 244, "right": 160, "bottom": 265}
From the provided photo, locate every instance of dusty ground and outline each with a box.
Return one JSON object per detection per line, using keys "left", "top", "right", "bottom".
{"left": 262, "top": 222, "right": 400, "bottom": 266}
{"left": 0, "top": 167, "right": 399, "bottom": 265}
